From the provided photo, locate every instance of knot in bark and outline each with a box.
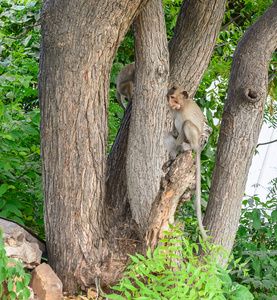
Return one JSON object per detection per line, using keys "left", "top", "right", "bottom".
{"left": 242, "top": 87, "right": 260, "bottom": 103}
{"left": 155, "top": 64, "right": 169, "bottom": 78}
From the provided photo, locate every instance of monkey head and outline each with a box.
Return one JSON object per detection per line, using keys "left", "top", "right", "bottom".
{"left": 167, "top": 86, "right": 189, "bottom": 110}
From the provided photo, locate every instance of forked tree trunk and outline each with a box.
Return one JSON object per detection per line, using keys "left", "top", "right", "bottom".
{"left": 108, "top": 0, "right": 227, "bottom": 261}
{"left": 204, "top": 0, "right": 277, "bottom": 255}
{"left": 108, "top": 0, "right": 227, "bottom": 249}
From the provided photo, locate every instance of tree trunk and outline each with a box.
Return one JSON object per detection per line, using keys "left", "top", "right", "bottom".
{"left": 39, "top": 0, "right": 148, "bottom": 292}
{"left": 126, "top": 0, "right": 169, "bottom": 233}
{"left": 204, "top": 0, "right": 277, "bottom": 255}
{"left": 169, "top": 0, "right": 227, "bottom": 96}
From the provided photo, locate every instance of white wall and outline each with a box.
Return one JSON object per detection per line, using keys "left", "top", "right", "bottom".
{"left": 245, "top": 124, "right": 277, "bottom": 200}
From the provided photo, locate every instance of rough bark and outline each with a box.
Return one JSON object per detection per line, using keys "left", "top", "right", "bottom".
{"left": 39, "top": 0, "right": 148, "bottom": 292}
{"left": 169, "top": 0, "right": 227, "bottom": 96}
{"left": 204, "top": 0, "right": 277, "bottom": 255}
{"left": 126, "top": 0, "right": 169, "bottom": 233}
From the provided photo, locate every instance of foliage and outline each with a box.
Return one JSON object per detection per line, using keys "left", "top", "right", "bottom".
{"left": 231, "top": 185, "right": 277, "bottom": 299}
{"left": 0, "top": 102, "right": 43, "bottom": 234}
{"left": 163, "top": 0, "right": 182, "bottom": 40}
{"left": 0, "top": 0, "right": 40, "bottom": 109}
{"left": 106, "top": 224, "right": 253, "bottom": 300}
{"left": 0, "top": 0, "right": 42, "bottom": 234}
{"left": 0, "top": 228, "right": 31, "bottom": 300}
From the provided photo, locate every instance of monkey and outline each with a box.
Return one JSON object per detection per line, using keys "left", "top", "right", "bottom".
{"left": 165, "top": 86, "right": 207, "bottom": 240}
{"left": 116, "top": 62, "right": 135, "bottom": 110}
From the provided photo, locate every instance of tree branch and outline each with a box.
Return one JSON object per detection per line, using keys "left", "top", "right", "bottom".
{"left": 257, "top": 138, "right": 277, "bottom": 148}
{"left": 220, "top": 14, "right": 241, "bottom": 31}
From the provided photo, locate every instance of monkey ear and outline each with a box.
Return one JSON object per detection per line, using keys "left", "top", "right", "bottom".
{"left": 182, "top": 91, "right": 188, "bottom": 99}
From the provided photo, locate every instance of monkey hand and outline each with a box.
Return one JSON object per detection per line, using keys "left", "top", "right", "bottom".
{"left": 169, "top": 149, "right": 177, "bottom": 160}
{"left": 162, "top": 159, "right": 174, "bottom": 172}
{"left": 176, "top": 144, "right": 186, "bottom": 154}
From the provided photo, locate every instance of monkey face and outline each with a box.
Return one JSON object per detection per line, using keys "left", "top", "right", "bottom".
{"left": 168, "top": 94, "right": 181, "bottom": 110}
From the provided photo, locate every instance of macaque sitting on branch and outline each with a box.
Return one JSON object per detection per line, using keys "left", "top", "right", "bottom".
{"left": 116, "top": 62, "right": 135, "bottom": 110}
{"left": 165, "top": 86, "right": 207, "bottom": 240}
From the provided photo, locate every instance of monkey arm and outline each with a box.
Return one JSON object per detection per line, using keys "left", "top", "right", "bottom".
{"left": 169, "top": 125, "right": 186, "bottom": 159}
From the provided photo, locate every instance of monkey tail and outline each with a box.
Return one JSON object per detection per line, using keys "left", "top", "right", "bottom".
{"left": 195, "top": 148, "right": 207, "bottom": 241}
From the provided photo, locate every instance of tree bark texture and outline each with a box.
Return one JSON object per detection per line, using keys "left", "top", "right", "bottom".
{"left": 204, "top": 0, "right": 277, "bottom": 255}
{"left": 126, "top": 0, "right": 169, "bottom": 232}
{"left": 108, "top": 0, "right": 226, "bottom": 252}
{"left": 39, "top": 0, "right": 148, "bottom": 292}
{"left": 169, "top": 0, "right": 227, "bottom": 97}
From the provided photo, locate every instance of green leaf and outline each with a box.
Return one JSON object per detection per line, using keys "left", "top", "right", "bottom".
{"left": 0, "top": 198, "right": 6, "bottom": 209}
{"left": 22, "top": 288, "right": 31, "bottom": 299}
{"left": 128, "top": 254, "right": 140, "bottom": 264}
{"left": 2, "top": 135, "right": 12, "bottom": 140}
{"left": 146, "top": 247, "right": 152, "bottom": 259}
{"left": 9, "top": 291, "right": 17, "bottom": 300}
{"left": 21, "top": 125, "right": 38, "bottom": 135}
{"left": 4, "top": 163, "right": 11, "bottom": 172}
{"left": 271, "top": 209, "right": 277, "bottom": 222}
{"left": 251, "top": 208, "right": 261, "bottom": 230}
{"left": 216, "top": 265, "right": 232, "bottom": 289}
{"left": 19, "top": 152, "right": 27, "bottom": 156}
{"left": 8, "top": 280, "right": 14, "bottom": 292}
{"left": 16, "top": 280, "right": 24, "bottom": 293}
{"left": 231, "top": 284, "right": 254, "bottom": 300}
{"left": 8, "top": 267, "right": 16, "bottom": 276}
{"left": 0, "top": 267, "right": 8, "bottom": 282}
{"left": 206, "top": 109, "right": 213, "bottom": 121}
{"left": 136, "top": 253, "right": 145, "bottom": 261}
{"left": 0, "top": 184, "right": 9, "bottom": 195}
{"left": 5, "top": 204, "right": 23, "bottom": 217}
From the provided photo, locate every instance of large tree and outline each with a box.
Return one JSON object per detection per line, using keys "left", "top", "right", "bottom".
{"left": 38, "top": 0, "right": 277, "bottom": 293}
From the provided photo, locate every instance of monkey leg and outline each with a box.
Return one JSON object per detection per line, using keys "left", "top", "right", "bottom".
{"left": 116, "top": 90, "right": 126, "bottom": 110}
{"left": 168, "top": 128, "right": 186, "bottom": 159}
{"left": 164, "top": 132, "right": 176, "bottom": 154}
{"left": 118, "top": 81, "right": 133, "bottom": 101}
{"left": 183, "top": 120, "right": 201, "bottom": 151}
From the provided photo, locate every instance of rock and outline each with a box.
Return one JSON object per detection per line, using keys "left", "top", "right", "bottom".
{"left": 29, "top": 263, "right": 63, "bottom": 300}
{"left": 0, "top": 218, "right": 44, "bottom": 268}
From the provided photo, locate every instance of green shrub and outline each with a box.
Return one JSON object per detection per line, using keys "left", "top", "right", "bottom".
{"left": 106, "top": 224, "right": 253, "bottom": 300}
{"left": 0, "top": 228, "right": 31, "bottom": 300}
{"left": 231, "top": 187, "right": 277, "bottom": 300}
{"left": 0, "top": 102, "right": 43, "bottom": 235}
